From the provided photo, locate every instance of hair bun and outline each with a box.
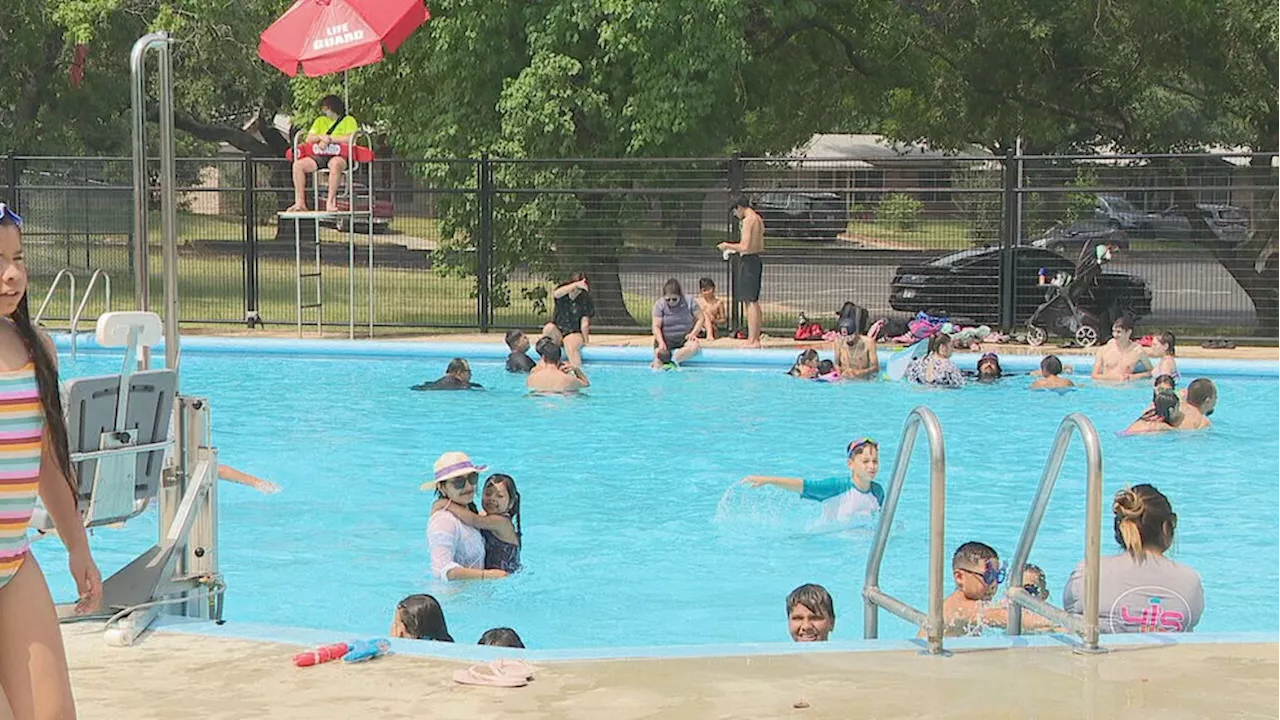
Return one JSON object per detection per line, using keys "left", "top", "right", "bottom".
{"left": 1113, "top": 487, "right": 1145, "bottom": 518}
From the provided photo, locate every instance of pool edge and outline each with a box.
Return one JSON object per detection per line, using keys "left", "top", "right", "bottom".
{"left": 148, "top": 617, "right": 1278, "bottom": 663}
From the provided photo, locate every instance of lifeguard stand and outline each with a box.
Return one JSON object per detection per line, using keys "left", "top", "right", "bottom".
{"left": 278, "top": 130, "right": 378, "bottom": 339}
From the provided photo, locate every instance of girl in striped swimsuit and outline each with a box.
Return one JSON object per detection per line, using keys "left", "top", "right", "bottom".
{"left": 0, "top": 204, "right": 101, "bottom": 719}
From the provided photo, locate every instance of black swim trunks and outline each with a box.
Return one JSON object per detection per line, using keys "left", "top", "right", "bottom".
{"left": 655, "top": 334, "right": 687, "bottom": 351}
{"left": 735, "top": 254, "right": 763, "bottom": 303}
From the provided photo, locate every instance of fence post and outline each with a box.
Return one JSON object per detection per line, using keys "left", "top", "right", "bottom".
{"left": 727, "top": 153, "right": 743, "bottom": 332}
{"left": 997, "top": 148, "right": 1019, "bottom": 333}
{"left": 477, "top": 153, "right": 494, "bottom": 333}
{"left": 4, "top": 152, "right": 16, "bottom": 209}
{"left": 242, "top": 153, "right": 261, "bottom": 327}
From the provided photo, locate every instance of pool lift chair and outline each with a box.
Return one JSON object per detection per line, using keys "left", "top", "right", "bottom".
{"left": 33, "top": 311, "right": 222, "bottom": 646}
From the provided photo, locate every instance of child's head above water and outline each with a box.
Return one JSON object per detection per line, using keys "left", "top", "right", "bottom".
{"left": 817, "top": 359, "right": 835, "bottom": 375}
{"left": 951, "top": 541, "right": 1002, "bottom": 601}
{"left": 1153, "top": 374, "right": 1176, "bottom": 391}
{"left": 1040, "top": 355, "right": 1063, "bottom": 377}
{"left": 1022, "top": 564, "right": 1048, "bottom": 602}
{"left": 656, "top": 347, "right": 673, "bottom": 365}
{"left": 505, "top": 329, "right": 529, "bottom": 353}
{"left": 845, "top": 438, "right": 880, "bottom": 480}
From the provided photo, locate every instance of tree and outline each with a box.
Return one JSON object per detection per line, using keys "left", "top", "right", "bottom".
{"left": 7, "top": 0, "right": 295, "bottom": 157}
{"left": 330, "top": 0, "right": 879, "bottom": 325}
{"left": 815, "top": 0, "right": 1278, "bottom": 332}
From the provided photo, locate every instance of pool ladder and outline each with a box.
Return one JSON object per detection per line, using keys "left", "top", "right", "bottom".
{"left": 33, "top": 268, "right": 112, "bottom": 359}
{"left": 862, "top": 408, "right": 1106, "bottom": 656}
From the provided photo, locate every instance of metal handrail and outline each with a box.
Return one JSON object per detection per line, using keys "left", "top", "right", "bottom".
{"left": 69, "top": 269, "right": 112, "bottom": 358}
{"left": 863, "top": 406, "right": 948, "bottom": 655}
{"left": 1005, "top": 413, "right": 1106, "bottom": 653}
{"left": 35, "top": 269, "right": 77, "bottom": 327}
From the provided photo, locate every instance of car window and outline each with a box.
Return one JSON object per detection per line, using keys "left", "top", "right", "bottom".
{"left": 1101, "top": 195, "right": 1138, "bottom": 213}
{"left": 759, "top": 193, "right": 780, "bottom": 205}
{"left": 929, "top": 248, "right": 991, "bottom": 267}
{"left": 813, "top": 197, "right": 844, "bottom": 212}
{"left": 1219, "top": 207, "right": 1247, "bottom": 222}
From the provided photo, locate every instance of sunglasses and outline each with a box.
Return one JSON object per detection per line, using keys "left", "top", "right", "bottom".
{"left": 449, "top": 475, "right": 478, "bottom": 491}
{"left": 0, "top": 203, "right": 22, "bottom": 228}
{"left": 846, "top": 438, "right": 877, "bottom": 457}
{"left": 664, "top": 296, "right": 681, "bottom": 304}
{"left": 960, "top": 563, "right": 1007, "bottom": 585}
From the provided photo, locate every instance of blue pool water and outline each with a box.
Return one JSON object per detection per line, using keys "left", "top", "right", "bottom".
{"left": 32, "top": 350, "right": 1280, "bottom": 649}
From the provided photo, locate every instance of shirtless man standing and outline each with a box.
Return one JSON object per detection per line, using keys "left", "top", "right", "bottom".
{"left": 1091, "top": 316, "right": 1152, "bottom": 382}
{"left": 526, "top": 337, "right": 590, "bottom": 393}
{"left": 718, "top": 195, "right": 765, "bottom": 348}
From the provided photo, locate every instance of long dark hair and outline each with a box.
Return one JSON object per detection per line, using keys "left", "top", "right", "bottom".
{"left": 397, "top": 594, "right": 453, "bottom": 642}
{"left": 485, "top": 473, "right": 522, "bottom": 537}
{"left": 5, "top": 219, "right": 75, "bottom": 497}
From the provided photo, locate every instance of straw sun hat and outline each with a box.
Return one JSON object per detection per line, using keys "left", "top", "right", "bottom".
{"left": 421, "top": 451, "right": 488, "bottom": 490}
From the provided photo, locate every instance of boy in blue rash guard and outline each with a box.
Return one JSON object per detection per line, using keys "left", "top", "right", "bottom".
{"left": 743, "top": 439, "right": 884, "bottom": 522}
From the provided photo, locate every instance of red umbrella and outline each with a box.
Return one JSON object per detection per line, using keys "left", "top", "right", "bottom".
{"left": 258, "top": 0, "right": 429, "bottom": 78}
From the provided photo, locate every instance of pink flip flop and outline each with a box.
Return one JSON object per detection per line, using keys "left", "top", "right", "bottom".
{"left": 452, "top": 662, "right": 530, "bottom": 688}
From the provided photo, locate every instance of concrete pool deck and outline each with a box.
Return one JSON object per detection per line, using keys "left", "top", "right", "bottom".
{"left": 62, "top": 623, "right": 1277, "bottom": 719}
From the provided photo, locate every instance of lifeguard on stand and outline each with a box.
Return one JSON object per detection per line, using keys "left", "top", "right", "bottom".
{"left": 285, "top": 94, "right": 373, "bottom": 213}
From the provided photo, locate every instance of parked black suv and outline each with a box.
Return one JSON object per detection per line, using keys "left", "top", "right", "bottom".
{"left": 889, "top": 246, "right": 1152, "bottom": 327}
{"left": 753, "top": 192, "right": 849, "bottom": 241}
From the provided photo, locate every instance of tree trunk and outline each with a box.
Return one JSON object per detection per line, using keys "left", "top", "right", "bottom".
{"left": 1172, "top": 162, "right": 1278, "bottom": 337}
{"left": 581, "top": 252, "right": 636, "bottom": 327}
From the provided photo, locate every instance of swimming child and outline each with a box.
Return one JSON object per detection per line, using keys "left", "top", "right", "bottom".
{"left": 1029, "top": 355, "right": 1075, "bottom": 390}
{"left": 935, "top": 542, "right": 1054, "bottom": 637}
{"left": 743, "top": 438, "right": 884, "bottom": 522}
{"left": 1149, "top": 331, "right": 1179, "bottom": 382}
{"left": 438, "top": 473, "right": 522, "bottom": 573}
{"left": 788, "top": 349, "right": 820, "bottom": 379}
{"left": 1153, "top": 374, "right": 1176, "bottom": 392}
{"left": 691, "top": 277, "right": 727, "bottom": 340}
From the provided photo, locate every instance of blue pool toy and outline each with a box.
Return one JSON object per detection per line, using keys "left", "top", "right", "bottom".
{"left": 342, "top": 638, "right": 391, "bottom": 663}
{"left": 884, "top": 338, "right": 928, "bottom": 381}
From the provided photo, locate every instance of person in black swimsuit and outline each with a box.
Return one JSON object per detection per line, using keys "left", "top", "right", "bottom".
{"left": 438, "top": 472, "right": 522, "bottom": 573}
{"left": 541, "top": 271, "right": 593, "bottom": 367}
{"left": 411, "top": 358, "right": 482, "bottom": 391}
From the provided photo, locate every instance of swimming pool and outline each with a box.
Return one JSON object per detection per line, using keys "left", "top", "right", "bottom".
{"left": 32, "top": 341, "right": 1280, "bottom": 650}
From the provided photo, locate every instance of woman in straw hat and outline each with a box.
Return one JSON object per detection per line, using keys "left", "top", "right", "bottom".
{"left": 425, "top": 452, "right": 507, "bottom": 581}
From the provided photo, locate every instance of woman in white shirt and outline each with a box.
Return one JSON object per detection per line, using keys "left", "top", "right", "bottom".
{"left": 424, "top": 452, "right": 506, "bottom": 581}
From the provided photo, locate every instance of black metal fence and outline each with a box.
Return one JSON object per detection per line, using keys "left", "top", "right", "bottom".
{"left": 5, "top": 150, "right": 1276, "bottom": 339}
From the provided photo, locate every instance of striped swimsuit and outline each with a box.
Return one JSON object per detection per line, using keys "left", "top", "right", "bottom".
{"left": 0, "top": 364, "right": 45, "bottom": 589}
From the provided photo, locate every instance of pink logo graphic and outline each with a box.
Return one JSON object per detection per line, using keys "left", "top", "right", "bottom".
{"left": 1118, "top": 596, "right": 1185, "bottom": 632}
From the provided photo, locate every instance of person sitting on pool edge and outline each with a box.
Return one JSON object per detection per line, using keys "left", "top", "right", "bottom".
{"left": 1029, "top": 355, "right": 1074, "bottom": 390}
{"left": 743, "top": 438, "right": 884, "bottom": 522}
{"left": 412, "top": 358, "right": 482, "bottom": 391}
{"left": 787, "top": 583, "right": 835, "bottom": 642}
{"left": 691, "top": 277, "right": 727, "bottom": 340}
{"left": 542, "top": 271, "right": 593, "bottom": 368}
{"left": 391, "top": 594, "right": 454, "bottom": 642}
{"left": 651, "top": 278, "right": 701, "bottom": 368}
{"left": 1063, "top": 484, "right": 1202, "bottom": 633}
{"left": 504, "top": 330, "right": 535, "bottom": 373}
{"left": 526, "top": 337, "right": 590, "bottom": 393}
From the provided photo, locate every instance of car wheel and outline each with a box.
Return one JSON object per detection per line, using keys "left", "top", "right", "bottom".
{"left": 1075, "top": 324, "right": 1100, "bottom": 348}
{"left": 1026, "top": 325, "right": 1048, "bottom": 346}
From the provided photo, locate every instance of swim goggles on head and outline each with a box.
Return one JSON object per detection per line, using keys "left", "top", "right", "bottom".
{"left": 847, "top": 437, "right": 877, "bottom": 457}
{"left": 0, "top": 203, "right": 22, "bottom": 228}
{"left": 1023, "top": 583, "right": 1045, "bottom": 599}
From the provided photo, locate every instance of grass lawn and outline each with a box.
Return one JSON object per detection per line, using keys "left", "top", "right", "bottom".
{"left": 27, "top": 246, "right": 661, "bottom": 331}
{"left": 846, "top": 219, "right": 979, "bottom": 250}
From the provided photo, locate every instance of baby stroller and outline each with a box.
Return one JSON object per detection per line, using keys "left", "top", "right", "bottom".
{"left": 1025, "top": 244, "right": 1110, "bottom": 348}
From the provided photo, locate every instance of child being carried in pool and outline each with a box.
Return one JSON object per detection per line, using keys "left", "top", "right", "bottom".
{"left": 434, "top": 473, "right": 522, "bottom": 573}
{"left": 742, "top": 438, "right": 884, "bottom": 522}
{"left": 788, "top": 349, "right": 820, "bottom": 379}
